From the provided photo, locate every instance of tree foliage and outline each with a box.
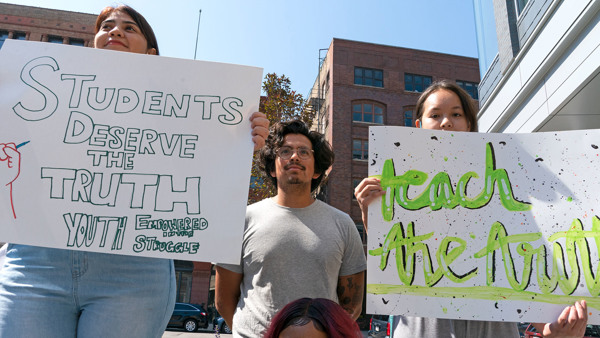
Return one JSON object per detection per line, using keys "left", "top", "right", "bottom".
{"left": 248, "top": 73, "right": 316, "bottom": 204}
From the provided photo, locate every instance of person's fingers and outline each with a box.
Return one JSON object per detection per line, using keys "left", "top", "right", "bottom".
{"left": 249, "top": 112, "right": 269, "bottom": 128}
{"left": 252, "top": 135, "right": 266, "bottom": 151}
{"left": 570, "top": 300, "right": 588, "bottom": 335}
{"left": 249, "top": 111, "right": 267, "bottom": 121}
{"left": 249, "top": 112, "right": 269, "bottom": 151}
{"left": 355, "top": 179, "right": 384, "bottom": 210}
{"left": 558, "top": 304, "right": 572, "bottom": 325}
{"left": 251, "top": 125, "right": 269, "bottom": 138}
{"left": 549, "top": 304, "right": 571, "bottom": 334}
{"left": 354, "top": 178, "right": 381, "bottom": 196}
{"left": 359, "top": 191, "right": 385, "bottom": 211}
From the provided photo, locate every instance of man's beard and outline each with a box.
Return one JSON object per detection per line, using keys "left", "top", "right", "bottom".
{"left": 287, "top": 177, "right": 301, "bottom": 184}
{"left": 280, "top": 176, "right": 310, "bottom": 191}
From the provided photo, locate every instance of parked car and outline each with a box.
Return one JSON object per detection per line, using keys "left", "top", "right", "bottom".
{"left": 213, "top": 315, "right": 232, "bottom": 334}
{"left": 368, "top": 315, "right": 390, "bottom": 338}
{"left": 524, "top": 324, "right": 600, "bottom": 338}
{"left": 168, "top": 302, "right": 208, "bottom": 332}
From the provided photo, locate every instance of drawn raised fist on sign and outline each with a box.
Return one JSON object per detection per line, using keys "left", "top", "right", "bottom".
{"left": 1, "top": 143, "right": 22, "bottom": 218}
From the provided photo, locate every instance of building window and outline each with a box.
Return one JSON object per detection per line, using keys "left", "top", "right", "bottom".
{"left": 48, "top": 35, "right": 63, "bottom": 44}
{"left": 356, "top": 223, "right": 366, "bottom": 244}
{"left": 0, "top": 31, "right": 8, "bottom": 49}
{"left": 352, "top": 179, "right": 361, "bottom": 200}
{"left": 405, "top": 73, "right": 432, "bottom": 92}
{"left": 13, "top": 32, "right": 27, "bottom": 40}
{"left": 70, "top": 38, "right": 85, "bottom": 46}
{"left": 352, "top": 139, "right": 368, "bottom": 160}
{"left": 354, "top": 67, "right": 383, "bottom": 87}
{"left": 404, "top": 110, "right": 414, "bottom": 127}
{"left": 457, "top": 80, "right": 479, "bottom": 100}
{"left": 352, "top": 102, "right": 384, "bottom": 124}
{"left": 515, "top": 0, "right": 529, "bottom": 15}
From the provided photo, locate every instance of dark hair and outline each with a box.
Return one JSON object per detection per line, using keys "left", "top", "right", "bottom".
{"left": 258, "top": 120, "right": 334, "bottom": 192}
{"left": 264, "top": 298, "right": 361, "bottom": 338}
{"left": 94, "top": 5, "right": 159, "bottom": 55}
{"left": 414, "top": 79, "right": 478, "bottom": 132}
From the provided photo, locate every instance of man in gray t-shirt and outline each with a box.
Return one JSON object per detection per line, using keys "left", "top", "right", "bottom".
{"left": 215, "top": 120, "right": 366, "bottom": 338}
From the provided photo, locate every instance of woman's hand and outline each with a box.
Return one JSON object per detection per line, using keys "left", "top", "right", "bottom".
{"left": 353, "top": 177, "right": 384, "bottom": 233}
{"left": 532, "top": 300, "right": 587, "bottom": 337}
{"left": 249, "top": 112, "right": 269, "bottom": 151}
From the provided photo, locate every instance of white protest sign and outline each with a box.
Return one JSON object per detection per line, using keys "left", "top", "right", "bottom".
{"left": 0, "top": 40, "right": 262, "bottom": 264}
{"left": 366, "top": 126, "right": 600, "bottom": 324}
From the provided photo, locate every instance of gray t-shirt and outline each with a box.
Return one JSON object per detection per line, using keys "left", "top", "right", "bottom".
{"left": 391, "top": 316, "right": 519, "bottom": 338}
{"left": 218, "top": 198, "right": 367, "bottom": 338}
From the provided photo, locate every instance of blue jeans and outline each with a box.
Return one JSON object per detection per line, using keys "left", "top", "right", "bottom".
{"left": 0, "top": 244, "right": 175, "bottom": 338}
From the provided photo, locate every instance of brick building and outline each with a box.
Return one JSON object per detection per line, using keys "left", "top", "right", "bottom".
{"left": 308, "top": 38, "right": 480, "bottom": 243}
{"left": 0, "top": 2, "right": 96, "bottom": 47}
{"left": 0, "top": 2, "right": 214, "bottom": 308}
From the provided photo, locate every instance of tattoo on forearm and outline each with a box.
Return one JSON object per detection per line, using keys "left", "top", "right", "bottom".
{"left": 338, "top": 276, "right": 362, "bottom": 313}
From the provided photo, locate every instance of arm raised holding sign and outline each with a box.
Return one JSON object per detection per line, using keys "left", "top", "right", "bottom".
{"left": 356, "top": 80, "right": 588, "bottom": 338}
{"left": 0, "top": 5, "right": 269, "bottom": 338}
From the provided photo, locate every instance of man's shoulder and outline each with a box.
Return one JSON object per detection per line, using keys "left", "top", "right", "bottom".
{"left": 313, "top": 199, "right": 352, "bottom": 220}
{"left": 247, "top": 198, "right": 273, "bottom": 212}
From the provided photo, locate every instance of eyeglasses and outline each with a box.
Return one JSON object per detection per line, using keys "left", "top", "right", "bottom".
{"left": 276, "top": 146, "right": 314, "bottom": 160}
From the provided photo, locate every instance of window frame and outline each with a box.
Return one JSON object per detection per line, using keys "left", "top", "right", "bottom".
{"left": 0, "top": 30, "right": 8, "bottom": 49}
{"left": 352, "top": 101, "right": 385, "bottom": 124}
{"left": 352, "top": 139, "right": 369, "bottom": 161}
{"left": 403, "top": 109, "right": 414, "bottom": 127}
{"left": 404, "top": 73, "right": 432, "bottom": 93}
{"left": 354, "top": 67, "right": 384, "bottom": 88}
{"left": 69, "top": 38, "right": 85, "bottom": 46}
{"left": 352, "top": 179, "right": 361, "bottom": 200}
{"left": 515, "top": 0, "right": 530, "bottom": 16}
{"left": 47, "top": 35, "right": 64, "bottom": 44}
{"left": 456, "top": 80, "right": 479, "bottom": 100}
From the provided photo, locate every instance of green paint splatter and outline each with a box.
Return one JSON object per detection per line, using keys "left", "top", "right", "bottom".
{"left": 442, "top": 307, "right": 448, "bottom": 314}
{"left": 567, "top": 197, "right": 573, "bottom": 202}
{"left": 469, "top": 233, "right": 476, "bottom": 239}
{"left": 518, "top": 163, "right": 523, "bottom": 167}
{"left": 444, "top": 157, "right": 448, "bottom": 162}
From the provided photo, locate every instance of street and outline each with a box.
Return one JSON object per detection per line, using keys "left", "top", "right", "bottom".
{"left": 163, "top": 324, "right": 229, "bottom": 337}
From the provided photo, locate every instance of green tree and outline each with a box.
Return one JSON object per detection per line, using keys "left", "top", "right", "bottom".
{"left": 248, "top": 73, "right": 315, "bottom": 204}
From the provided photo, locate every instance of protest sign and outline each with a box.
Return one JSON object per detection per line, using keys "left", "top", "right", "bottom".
{"left": 0, "top": 40, "right": 262, "bottom": 264}
{"left": 366, "top": 126, "right": 600, "bottom": 324}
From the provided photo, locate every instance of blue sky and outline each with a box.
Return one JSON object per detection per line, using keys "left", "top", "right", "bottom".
{"left": 4, "top": 0, "right": 480, "bottom": 96}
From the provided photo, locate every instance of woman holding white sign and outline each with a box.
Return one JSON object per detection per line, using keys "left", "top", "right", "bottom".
{"left": 0, "top": 5, "right": 269, "bottom": 338}
{"left": 354, "top": 80, "right": 588, "bottom": 338}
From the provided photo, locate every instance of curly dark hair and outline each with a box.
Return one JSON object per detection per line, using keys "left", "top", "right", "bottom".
{"left": 258, "top": 120, "right": 334, "bottom": 192}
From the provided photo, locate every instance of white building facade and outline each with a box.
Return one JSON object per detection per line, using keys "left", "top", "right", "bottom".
{"left": 474, "top": 0, "right": 600, "bottom": 132}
